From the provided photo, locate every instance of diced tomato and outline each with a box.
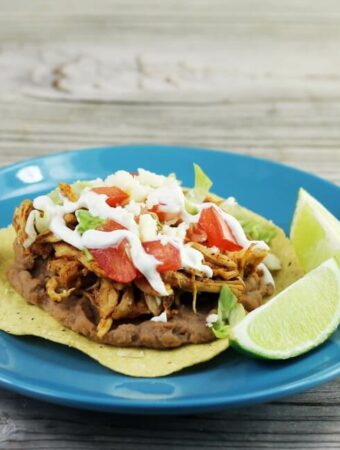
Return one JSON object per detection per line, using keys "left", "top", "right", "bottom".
{"left": 198, "top": 207, "right": 242, "bottom": 252}
{"left": 92, "top": 186, "right": 129, "bottom": 207}
{"left": 186, "top": 223, "right": 208, "bottom": 243}
{"left": 149, "top": 205, "right": 180, "bottom": 223}
{"left": 143, "top": 240, "right": 181, "bottom": 272}
{"left": 98, "top": 219, "right": 126, "bottom": 232}
{"left": 90, "top": 239, "right": 137, "bottom": 283}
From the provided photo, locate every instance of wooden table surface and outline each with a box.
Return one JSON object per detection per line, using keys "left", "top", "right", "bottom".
{"left": 0, "top": 1, "right": 339, "bottom": 449}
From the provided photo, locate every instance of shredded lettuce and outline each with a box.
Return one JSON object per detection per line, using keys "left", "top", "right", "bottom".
{"left": 82, "top": 247, "right": 93, "bottom": 261}
{"left": 239, "top": 218, "right": 276, "bottom": 243}
{"left": 185, "top": 164, "right": 213, "bottom": 214}
{"left": 184, "top": 198, "right": 199, "bottom": 215}
{"left": 48, "top": 188, "right": 63, "bottom": 205}
{"left": 212, "top": 285, "right": 246, "bottom": 339}
{"left": 193, "top": 163, "right": 213, "bottom": 200}
{"left": 48, "top": 180, "right": 93, "bottom": 206}
{"left": 71, "top": 180, "right": 93, "bottom": 196}
{"left": 75, "top": 210, "right": 106, "bottom": 235}
{"left": 212, "top": 322, "right": 230, "bottom": 339}
{"left": 218, "top": 285, "right": 237, "bottom": 321}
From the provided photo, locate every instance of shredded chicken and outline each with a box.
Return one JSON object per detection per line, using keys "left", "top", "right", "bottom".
{"left": 135, "top": 277, "right": 173, "bottom": 297}
{"left": 144, "top": 294, "right": 162, "bottom": 316}
{"left": 94, "top": 279, "right": 120, "bottom": 337}
{"left": 162, "top": 271, "right": 245, "bottom": 297}
{"left": 111, "top": 287, "right": 149, "bottom": 321}
{"left": 13, "top": 199, "right": 33, "bottom": 246}
{"left": 191, "top": 242, "right": 237, "bottom": 269}
{"left": 53, "top": 243, "right": 81, "bottom": 259}
{"left": 94, "top": 279, "right": 119, "bottom": 319}
{"left": 59, "top": 182, "right": 78, "bottom": 202}
{"left": 46, "top": 277, "right": 75, "bottom": 302}
{"left": 47, "top": 257, "right": 83, "bottom": 290}
{"left": 97, "top": 317, "right": 113, "bottom": 338}
{"left": 78, "top": 254, "right": 107, "bottom": 278}
{"left": 229, "top": 245, "right": 268, "bottom": 278}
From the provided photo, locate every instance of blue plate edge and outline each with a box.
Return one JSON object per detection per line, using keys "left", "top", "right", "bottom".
{"left": 0, "top": 357, "right": 338, "bottom": 414}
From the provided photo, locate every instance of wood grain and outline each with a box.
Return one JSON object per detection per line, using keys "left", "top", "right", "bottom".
{"left": 0, "top": 1, "right": 339, "bottom": 449}
{"left": 0, "top": 380, "right": 339, "bottom": 450}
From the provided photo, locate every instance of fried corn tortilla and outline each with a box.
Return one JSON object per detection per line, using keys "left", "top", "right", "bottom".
{"left": 0, "top": 200, "right": 303, "bottom": 377}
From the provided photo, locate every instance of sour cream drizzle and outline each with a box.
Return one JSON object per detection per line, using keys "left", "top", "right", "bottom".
{"left": 25, "top": 169, "right": 271, "bottom": 295}
{"left": 258, "top": 263, "right": 275, "bottom": 287}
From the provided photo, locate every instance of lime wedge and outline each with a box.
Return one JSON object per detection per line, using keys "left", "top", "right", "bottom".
{"left": 290, "top": 188, "right": 340, "bottom": 272}
{"left": 230, "top": 258, "right": 340, "bottom": 359}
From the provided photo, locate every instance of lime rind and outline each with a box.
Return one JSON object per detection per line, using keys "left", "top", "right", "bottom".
{"left": 230, "top": 258, "right": 340, "bottom": 359}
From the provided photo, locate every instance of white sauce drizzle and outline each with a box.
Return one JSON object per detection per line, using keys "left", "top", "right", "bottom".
{"left": 258, "top": 263, "right": 275, "bottom": 287}
{"left": 151, "top": 311, "right": 168, "bottom": 323}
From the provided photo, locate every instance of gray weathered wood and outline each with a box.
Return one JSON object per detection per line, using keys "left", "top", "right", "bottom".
{"left": 0, "top": 1, "right": 339, "bottom": 449}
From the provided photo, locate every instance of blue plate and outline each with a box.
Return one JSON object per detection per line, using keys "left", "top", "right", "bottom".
{"left": 0, "top": 145, "right": 339, "bottom": 414}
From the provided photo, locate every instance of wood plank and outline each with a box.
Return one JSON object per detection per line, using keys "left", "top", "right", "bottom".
{"left": 0, "top": 380, "right": 339, "bottom": 449}
{"left": 0, "top": 99, "right": 339, "bottom": 183}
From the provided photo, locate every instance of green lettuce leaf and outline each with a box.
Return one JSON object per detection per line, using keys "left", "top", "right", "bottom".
{"left": 238, "top": 218, "right": 276, "bottom": 243}
{"left": 212, "top": 285, "right": 247, "bottom": 339}
{"left": 185, "top": 164, "right": 213, "bottom": 214}
{"left": 212, "top": 285, "right": 237, "bottom": 339}
{"left": 71, "top": 180, "right": 94, "bottom": 196}
{"left": 75, "top": 210, "right": 106, "bottom": 235}
{"left": 82, "top": 247, "right": 93, "bottom": 261}
{"left": 212, "top": 323, "right": 230, "bottom": 339}
{"left": 193, "top": 163, "right": 212, "bottom": 200}
{"left": 217, "top": 285, "right": 237, "bottom": 321}
{"left": 48, "top": 188, "right": 63, "bottom": 205}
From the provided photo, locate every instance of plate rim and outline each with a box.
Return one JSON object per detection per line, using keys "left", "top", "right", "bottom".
{"left": 1, "top": 144, "right": 339, "bottom": 195}
{"left": 0, "top": 340, "right": 339, "bottom": 413}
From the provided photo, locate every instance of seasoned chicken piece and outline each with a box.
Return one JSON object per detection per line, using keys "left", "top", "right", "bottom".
{"left": 191, "top": 242, "right": 237, "bottom": 269}
{"left": 12, "top": 199, "right": 33, "bottom": 246}
{"left": 46, "top": 277, "right": 75, "bottom": 302}
{"left": 94, "top": 279, "right": 120, "bottom": 319}
{"left": 162, "top": 271, "right": 245, "bottom": 296}
{"left": 47, "top": 257, "right": 86, "bottom": 289}
{"left": 79, "top": 254, "right": 107, "bottom": 278}
{"left": 134, "top": 277, "right": 173, "bottom": 296}
{"left": 59, "top": 182, "right": 78, "bottom": 202}
{"left": 230, "top": 245, "right": 268, "bottom": 278}
{"left": 36, "top": 230, "right": 60, "bottom": 244}
{"left": 144, "top": 294, "right": 163, "bottom": 316}
{"left": 211, "top": 268, "right": 240, "bottom": 280}
{"left": 64, "top": 213, "right": 77, "bottom": 227}
{"left": 111, "top": 287, "right": 149, "bottom": 321}
{"left": 53, "top": 242, "right": 81, "bottom": 259}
